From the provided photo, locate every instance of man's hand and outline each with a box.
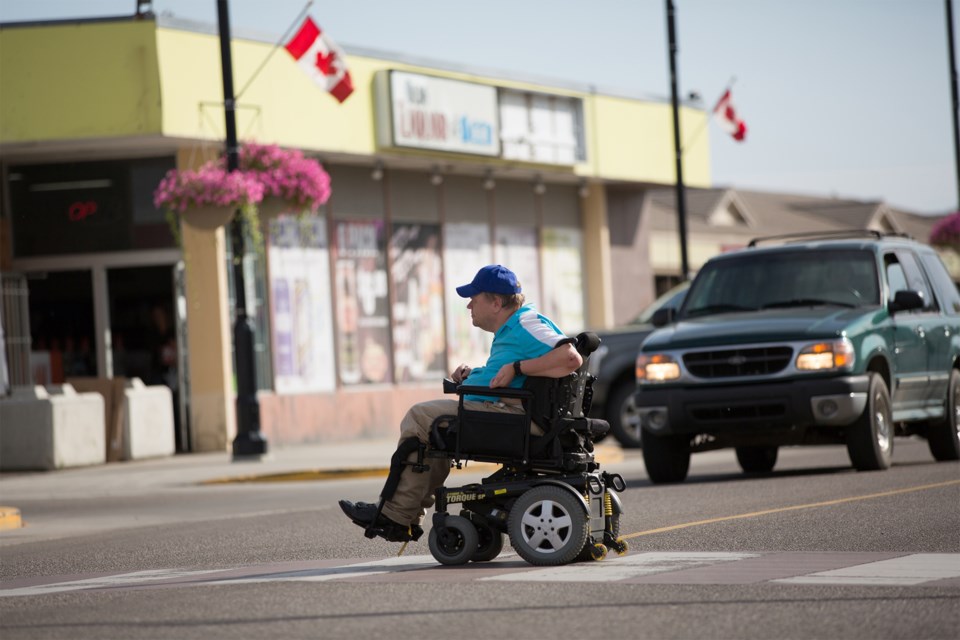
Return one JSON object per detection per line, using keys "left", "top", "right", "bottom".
{"left": 489, "top": 363, "right": 515, "bottom": 388}
{"left": 451, "top": 364, "right": 472, "bottom": 383}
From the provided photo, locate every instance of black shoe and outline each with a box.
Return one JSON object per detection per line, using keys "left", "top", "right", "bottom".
{"left": 338, "top": 499, "right": 387, "bottom": 527}
{"left": 338, "top": 500, "right": 423, "bottom": 542}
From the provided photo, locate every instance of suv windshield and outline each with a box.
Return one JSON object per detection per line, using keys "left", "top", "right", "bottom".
{"left": 681, "top": 248, "right": 880, "bottom": 319}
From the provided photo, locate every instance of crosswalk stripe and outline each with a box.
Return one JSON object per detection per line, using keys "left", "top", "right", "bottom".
{"left": 2, "top": 552, "right": 958, "bottom": 596}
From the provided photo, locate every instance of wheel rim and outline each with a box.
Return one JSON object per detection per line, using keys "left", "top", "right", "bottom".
{"left": 875, "top": 391, "right": 892, "bottom": 453}
{"left": 437, "top": 527, "right": 467, "bottom": 554}
{"left": 520, "top": 499, "right": 573, "bottom": 554}
{"left": 953, "top": 382, "right": 960, "bottom": 437}
{"left": 620, "top": 395, "right": 642, "bottom": 443}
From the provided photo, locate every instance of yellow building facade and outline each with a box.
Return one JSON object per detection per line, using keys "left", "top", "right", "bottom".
{"left": 0, "top": 16, "right": 711, "bottom": 451}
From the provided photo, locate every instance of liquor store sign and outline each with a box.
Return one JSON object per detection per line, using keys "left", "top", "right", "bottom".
{"left": 376, "top": 71, "right": 500, "bottom": 156}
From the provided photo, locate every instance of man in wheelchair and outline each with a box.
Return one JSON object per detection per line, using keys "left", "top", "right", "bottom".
{"left": 339, "top": 264, "right": 626, "bottom": 566}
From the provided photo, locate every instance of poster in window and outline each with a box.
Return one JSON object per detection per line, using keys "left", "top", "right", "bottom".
{"left": 541, "top": 227, "right": 585, "bottom": 334}
{"left": 267, "top": 216, "right": 336, "bottom": 394}
{"left": 495, "top": 225, "right": 541, "bottom": 306}
{"left": 333, "top": 220, "right": 392, "bottom": 385}
{"left": 443, "top": 223, "right": 492, "bottom": 369}
{"left": 390, "top": 223, "right": 446, "bottom": 382}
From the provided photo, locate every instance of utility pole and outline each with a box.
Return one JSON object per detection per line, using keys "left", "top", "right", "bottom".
{"left": 216, "top": 0, "right": 268, "bottom": 458}
{"left": 666, "top": 0, "right": 690, "bottom": 281}
{"left": 947, "top": 0, "right": 960, "bottom": 209}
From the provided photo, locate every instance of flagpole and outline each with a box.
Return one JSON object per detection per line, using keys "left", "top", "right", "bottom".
{"left": 681, "top": 77, "right": 736, "bottom": 153}
{"left": 666, "top": 0, "right": 690, "bottom": 281}
{"left": 946, "top": 0, "right": 960, "bottom": 209}
{"left": 217, "top": 0, "right": 268, "bottom": 459}
{"left": 235, "top": 0, "right": 314, "bottom": 100}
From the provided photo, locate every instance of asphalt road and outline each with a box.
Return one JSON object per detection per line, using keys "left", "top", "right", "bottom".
{"left": 1, "top": 438, "right": 958, "bottom": 639}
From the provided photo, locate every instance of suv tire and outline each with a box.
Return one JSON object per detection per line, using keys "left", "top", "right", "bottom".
{"left": 641, "top": 429, "right": 690, "bottom": 483}
{"left": 927, "top": 369, "right": 960, "bottom": 461}
{"left": 846, "top": 373, "right": 893, "bottom": 471}
{"left": 608, "top": 382, "right": 643, "bottom": 449}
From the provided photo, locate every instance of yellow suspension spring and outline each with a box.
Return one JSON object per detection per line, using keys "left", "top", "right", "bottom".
{"left": 604, "top": 490, "right": 613, "bottom": 517}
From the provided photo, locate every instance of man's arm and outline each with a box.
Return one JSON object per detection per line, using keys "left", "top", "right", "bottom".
{"left": 488, "top": 343, "right": 582, "bottom": 388}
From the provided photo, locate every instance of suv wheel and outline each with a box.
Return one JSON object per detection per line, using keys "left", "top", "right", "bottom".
{"left": 845, "top": 373, "right": 893, "bottom": 471}
{"left": 735, "top": 446, "right": 778, "bottom": 474}
{"left": 641, "top": 429, "right": 690, "bottom": 483}
{"left": 927, "top": 369, "right": 960, "bottom": 461}
{"left": 608, "top": 382, "right": 642, "bottom": 449}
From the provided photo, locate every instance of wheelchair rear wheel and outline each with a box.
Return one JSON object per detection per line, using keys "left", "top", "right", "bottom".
{"left": 429, "top": 515, "right": 479, "bottom": 566}
{"left": 507, "top": 485, "right": 589, "bottom": 566}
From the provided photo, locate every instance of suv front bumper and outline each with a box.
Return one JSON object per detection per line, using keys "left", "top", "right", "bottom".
{"left": 635, "top": 374, "right": 870, "bottom": 436}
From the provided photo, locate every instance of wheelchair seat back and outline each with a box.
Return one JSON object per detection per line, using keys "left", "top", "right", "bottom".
{"left": 441, "top": 332, "right": 610, "bottom": 466}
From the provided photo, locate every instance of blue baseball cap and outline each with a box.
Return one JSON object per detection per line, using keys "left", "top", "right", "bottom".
{"left": 456, "top": 265, "right": 522, "bottom": 298}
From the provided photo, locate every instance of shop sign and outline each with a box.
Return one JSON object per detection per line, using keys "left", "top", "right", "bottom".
{"left": 377, "top": 71, "right": 500, "bottom": 156}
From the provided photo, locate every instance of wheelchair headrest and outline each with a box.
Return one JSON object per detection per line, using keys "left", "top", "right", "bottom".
{"left": 575, "top": 332, "right": 601, "bottom": 357}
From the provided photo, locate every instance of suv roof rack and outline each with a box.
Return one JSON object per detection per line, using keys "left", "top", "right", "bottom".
{"left": 747, "top": 230, "right": 912, "bottom": 247}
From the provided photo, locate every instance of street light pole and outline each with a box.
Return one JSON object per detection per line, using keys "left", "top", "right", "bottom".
{"left": 946, "top": 0, "right": 960, "bottom": 209}
{"left": 216, "top": 0, "right": 267, "bottom": 458}
{"left": 666, "top": 0, "right": 691, "bottom": 281}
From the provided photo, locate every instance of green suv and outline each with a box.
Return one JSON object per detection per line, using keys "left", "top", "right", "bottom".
{"left": 634, "top": 231, "right": 960, "bottom": 484}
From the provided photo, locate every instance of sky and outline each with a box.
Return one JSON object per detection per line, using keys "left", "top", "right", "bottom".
{"left": 1, "top": 0, "right": 958, "bottom": 215}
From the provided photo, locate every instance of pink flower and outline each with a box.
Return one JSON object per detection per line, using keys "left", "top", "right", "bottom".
{"left": 238, "top": 142, "right": 331, "bottom": 212}
{"left": 153, "top": 143, "right": 330, "bottom": 215}
{"left": 153, "top": 163, "right": 264, "bottom": 213}
{"left": 929, "top": 211, "right": 960, "bottom": 248}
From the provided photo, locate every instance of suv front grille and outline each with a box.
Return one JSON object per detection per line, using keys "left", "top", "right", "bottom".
{"left": 683, "top": 346, "right": 793, "bottom": 378}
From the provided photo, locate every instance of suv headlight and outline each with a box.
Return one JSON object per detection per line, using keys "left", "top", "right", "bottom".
{"left": 796, "top": 338, "right": 855, "bottom": 371}
{"left": 636, "top": 353, "right": 680, "bottom": 382}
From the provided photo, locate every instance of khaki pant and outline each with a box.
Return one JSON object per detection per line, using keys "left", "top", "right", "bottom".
{"left": 380, "top": 398, "right": 536, "bottom": 526}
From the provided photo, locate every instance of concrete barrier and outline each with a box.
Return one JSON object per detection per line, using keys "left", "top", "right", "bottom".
{"left": 0, "top": 384, "right": 105, "bottom": 470}
{"left": 123, "top": 378, "right": 175, "bottom": 460}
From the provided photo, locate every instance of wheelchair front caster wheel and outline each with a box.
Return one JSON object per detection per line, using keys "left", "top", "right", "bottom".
{"left": 428, "top": 515, "right": 479, "bottom": 566}
{"left": 471, "top": 518, "right": 505, "bottom": 562}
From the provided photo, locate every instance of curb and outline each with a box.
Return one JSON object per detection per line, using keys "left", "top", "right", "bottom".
{"left": 0, "top": 506, "right": 23, "bottom": 530}
{"left": 200, "top": 445, "right": 624, "bottom": 485}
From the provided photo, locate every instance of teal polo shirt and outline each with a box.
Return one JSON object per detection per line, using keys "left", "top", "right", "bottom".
{"left": 462, "top": 304, "right": 566, "bottom": 402}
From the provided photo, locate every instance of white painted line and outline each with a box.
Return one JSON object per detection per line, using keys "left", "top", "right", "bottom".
{"left": 481, "top": 552, "right": 758, "bottom": 583}
{"left": 774, "top": 554, "right": 960, "bottom": 586}
{"left": 211, "top": 555, "right": 441, "bottom": 585}
{"left": 0, "top": 569, "right": 223, "bottom": 598}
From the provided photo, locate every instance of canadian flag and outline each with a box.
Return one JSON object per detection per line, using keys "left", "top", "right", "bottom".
{"left": 713, "top": 89, "right": 747, "bottom": 142}
{"left": 284, "top": 17, "right": 354, "bottom": 103}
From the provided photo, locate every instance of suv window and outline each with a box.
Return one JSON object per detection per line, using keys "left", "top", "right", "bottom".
{"left": 681, "top": 248, "right": 879, "bottom": 319}
{"left": 919, "top": 251, "right": 960, "bottom": 315}
{"left": 889, "top": 250, "right": 937, "bottom": 311}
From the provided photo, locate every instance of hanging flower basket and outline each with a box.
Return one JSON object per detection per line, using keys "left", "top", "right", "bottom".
{"left": 179, "top": 204, "right": 238, "bottom": 230}
{"left": 240, "top": 143, "right": 331, "bottom": 220}
{"left": 153, "top": 142, "right": 331, "bottom": 247}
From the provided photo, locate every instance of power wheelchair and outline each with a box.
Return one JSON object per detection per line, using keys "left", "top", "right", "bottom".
{"left": 363, "top": 332, "right": 628, "bottom": 567}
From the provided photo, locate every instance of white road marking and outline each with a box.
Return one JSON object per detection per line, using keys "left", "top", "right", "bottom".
{"left": 774, "top": 554, "right": 960, "bottom": 586}
{"left": 210, "top": 555, "right": 441, "bottom": 585}
{"left": 482, "top": 552, "right": 757, "bottom": 583}
{"left": 0, "top": 569, "right": 221, "bottom": 598}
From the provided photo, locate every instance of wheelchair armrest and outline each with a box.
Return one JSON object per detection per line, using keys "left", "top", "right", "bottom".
{"left": 442, "top": 378, "right": 459, "bottom": 394}
{"left": 455, "top": 385, "right": 535, "bottom": 401}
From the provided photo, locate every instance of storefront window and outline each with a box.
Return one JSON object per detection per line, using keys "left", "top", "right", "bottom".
{"left": 267, "top": 215, "right": 336, "bottom": 393}
{"left": 9, "top": 157, "right": 176, "bottom": 257}
{"left": 333, "top": 219, "right": 392, "bottom": 385}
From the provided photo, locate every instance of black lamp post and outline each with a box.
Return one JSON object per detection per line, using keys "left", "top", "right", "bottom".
{"left": 666, "top": 0, "right": 691, "bottom": 281}
{"left": 216, "top": 0, "right": 267, "bottom": 458}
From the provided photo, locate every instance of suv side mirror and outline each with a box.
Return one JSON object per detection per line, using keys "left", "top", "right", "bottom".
{"left": 889, "top": 289, "right": 924, "bottom": 314}
{"left": 651, "top": 307, "right": 676, "bottom": 327}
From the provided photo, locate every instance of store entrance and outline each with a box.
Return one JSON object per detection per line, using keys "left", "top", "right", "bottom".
{"left": 27, "top": 270, "right": 97, "bottom": 382}
{"left": 108, "top": 264, "right": 189, "bottom": 452}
